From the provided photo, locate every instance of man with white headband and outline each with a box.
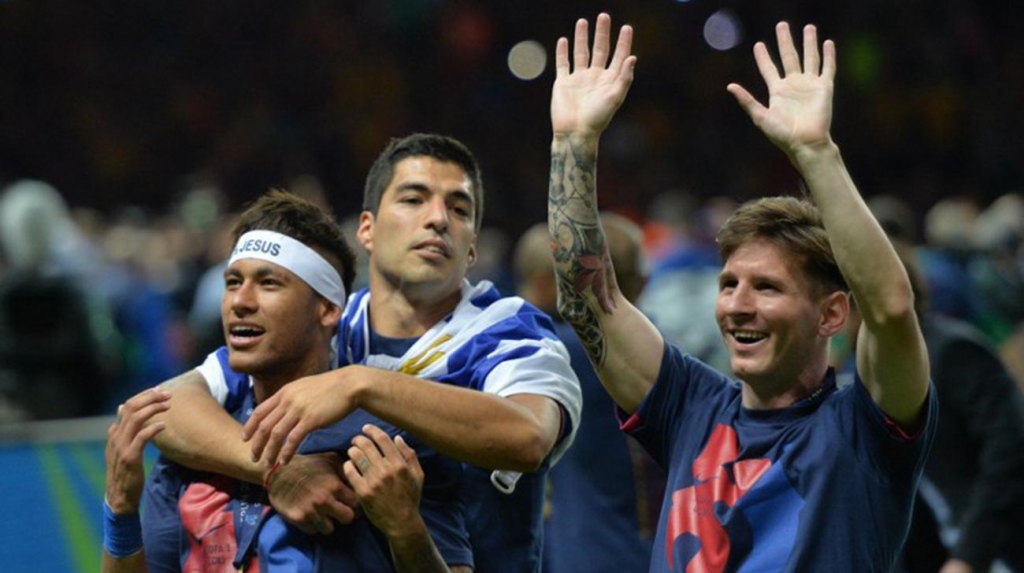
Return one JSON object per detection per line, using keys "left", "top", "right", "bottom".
{"left": 135, "top": 132, "right": 583, "bottom": 571}
{"left": 103, "top": 189, "right": 473, "bottom": 572}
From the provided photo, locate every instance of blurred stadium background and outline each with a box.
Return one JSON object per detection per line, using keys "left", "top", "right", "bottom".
{"left": 1, "top": 1, "right": 1022, "bottom": 571}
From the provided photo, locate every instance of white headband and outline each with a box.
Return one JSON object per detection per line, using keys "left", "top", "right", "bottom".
{"left": 228, "top": 230, "right": 346, "bottom": 307}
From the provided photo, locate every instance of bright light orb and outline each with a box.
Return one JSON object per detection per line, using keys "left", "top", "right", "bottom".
{"left": 704, "top": 10, "right": 742, "bottom": 51}
{"left": 508, "top": 40, "right": 547, "bottom": 81}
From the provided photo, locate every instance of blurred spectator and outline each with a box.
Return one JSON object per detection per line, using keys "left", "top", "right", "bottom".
{"left": 0, "top": 180, "right": 117, "bottom": 420}
{"left": 917, "top": 196, "right": 983, "bottom": 323}
{"left": 515, "top": 216, "right": 665, "bottom": 573}
{"left": 835, "top": 239, "right": 1024, "bottom": 573}
{"left": 637, "top": 190, "right": 731, "bottom": 373}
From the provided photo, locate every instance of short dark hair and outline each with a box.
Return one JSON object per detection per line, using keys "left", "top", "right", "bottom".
{"left": 363, "top": 133, "right": 485, "bottom": 231}
{"left": 232, "top": 188, "right": 356, "bottom": 297}
{"left": 716, "top": 196, "right": 847, "bottom": 296}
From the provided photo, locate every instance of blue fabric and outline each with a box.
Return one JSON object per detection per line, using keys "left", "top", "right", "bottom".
{"left": 543, "top": 320, "right": 662, "bottom": 573}
{"left": 141, "top": 372, "right": 471, "bottom": 571}
{"left": 624, "top": 343, "right": 937, "bottom": 572}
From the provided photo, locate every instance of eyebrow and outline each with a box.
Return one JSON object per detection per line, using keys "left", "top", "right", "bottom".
{"left": 396, "top": 182, "right": 475, "bottom": 206}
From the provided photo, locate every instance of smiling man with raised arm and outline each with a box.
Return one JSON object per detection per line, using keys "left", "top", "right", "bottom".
{"left": 549, "top": 14, "right": 935, "bottom": 571}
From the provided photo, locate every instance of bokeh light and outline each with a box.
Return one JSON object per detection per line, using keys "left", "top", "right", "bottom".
{"left": 508, "top": 40, "right": 547, "bottom": 81}
{"left": 703, "top": 10, "right": 743, "bottom": 51}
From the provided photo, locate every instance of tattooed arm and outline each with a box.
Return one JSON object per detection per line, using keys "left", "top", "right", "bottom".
{"left": 548, "top": 14, "right": 664, "bottom": 414}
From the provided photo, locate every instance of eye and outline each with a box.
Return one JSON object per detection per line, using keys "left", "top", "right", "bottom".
{"left": 224, "top": 276, "right": 241, "bottom": 289}
{"left": 453, "top": 205, "right": 471, "bottom": 218}
{"left": 400, "top": 195, "right": 423, "bottom": 205}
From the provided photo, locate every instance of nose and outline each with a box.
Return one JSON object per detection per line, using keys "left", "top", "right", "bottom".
{"left": 425, "top": 196, "right": 450, "bottom": 232}
{"left": 228, "top": 281, "right": 257, "bottom": 316}
{"left": 719, "top": 283, "right": 755, "bottom": 320}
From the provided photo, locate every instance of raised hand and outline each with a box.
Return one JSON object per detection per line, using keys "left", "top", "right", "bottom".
{"left": 727, "top": 22, "right": 836, "bottom": 156}
{"left": 105, "top": 389, "right": 170, "bottom": 514}
{"left": 551, "top": 13, "right": 637, "bottom": 138}
{"left": 242, "top": 369, "right": 356, "bottom": 466}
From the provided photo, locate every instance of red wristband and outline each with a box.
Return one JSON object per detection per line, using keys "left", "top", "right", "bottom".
{"left": 262, "top": 461, "right": 282, "bottom": 490}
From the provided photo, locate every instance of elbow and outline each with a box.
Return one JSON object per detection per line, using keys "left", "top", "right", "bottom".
{"left": 505, "top": 427, "right": 553, "bottom": 473}
{"left": 862, "top": 282, "right": 918, "bottom": 329}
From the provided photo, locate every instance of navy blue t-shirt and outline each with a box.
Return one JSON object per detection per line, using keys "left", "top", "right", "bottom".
{"left": 141, "top": 348, "right": 471, "bottom": 572}
{"left": 621, "top": 343, "right": 936, "bottom": 572}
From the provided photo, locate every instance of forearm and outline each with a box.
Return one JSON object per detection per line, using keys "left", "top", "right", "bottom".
{"left": 150, "top": 372, "right": 263, "bottom": 483}
{"left": 387, "top": 517, "right": 455, "bottom": 573}
{"left": 352, "top": 367, "right": 554, "bottom": 471}
{"left": 102, "top": 550, "right": 147, "bottom": 573}
{"left": 548, "top": 134, "right": 659, "bottom": 412}
{"left": 792, "top": 143, "right": 913, "bottom": 324}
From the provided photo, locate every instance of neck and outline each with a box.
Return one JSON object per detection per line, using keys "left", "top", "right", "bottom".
{"left": 367, "top": 278, "right": 463, "bottom": 338}
{"left": 739, "top": 352, "right": 831, "bottom": 410}
{"left": 252, "top": 350, "right": 332, "bottom": 403}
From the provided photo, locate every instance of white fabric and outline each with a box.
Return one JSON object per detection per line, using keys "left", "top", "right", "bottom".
{"left": 229, "top": 230, "right": 345, "bottom": 307}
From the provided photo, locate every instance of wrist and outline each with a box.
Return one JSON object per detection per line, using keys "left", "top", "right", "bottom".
{"left": 552, "top": 131, "right": 601, "bottom": 148}
{"left": 788, "top": 138, "right": 840, "bottom": 168}
{"left": 103, "top": 498, "right": 143, "bottom": 558}
{"left": 104, "top": 492, "right": 138, "bottom": 516}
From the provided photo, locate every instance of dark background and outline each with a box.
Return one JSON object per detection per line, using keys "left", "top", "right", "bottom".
{"left": 2, "top": 0, "right": 1021, "bottom": 237}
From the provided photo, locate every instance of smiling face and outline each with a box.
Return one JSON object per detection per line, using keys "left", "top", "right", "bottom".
{"left": 357, "top": 156, "right": 478, "bottom": 304}
{"left": 221, "top": 258, "right": 336, "bottom": 384}
{"left": 715, "top": 238, "right": 845, "bottom": 400}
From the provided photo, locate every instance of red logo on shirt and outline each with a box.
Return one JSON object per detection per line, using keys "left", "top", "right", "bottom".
{"left": 666, "top": 424, "right": 771, "bottom": 572}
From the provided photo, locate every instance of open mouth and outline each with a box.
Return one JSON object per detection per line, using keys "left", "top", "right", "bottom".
{"left": 731, "top": 330, "right": 768, "bottom": 345}
{"left": 228, "top": 325, "right": 265, "bottom": 348}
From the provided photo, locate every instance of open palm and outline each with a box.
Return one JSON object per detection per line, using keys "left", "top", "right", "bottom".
{"left": 551, "top": 14, "right": 637, "bottom": 137}
{"left": 727, "top": 22, "right": 836, "bottom": 154}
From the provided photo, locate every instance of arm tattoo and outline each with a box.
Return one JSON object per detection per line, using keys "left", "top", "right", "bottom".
{"left": 548, "top": 138, "right": 619, "bottom": 367}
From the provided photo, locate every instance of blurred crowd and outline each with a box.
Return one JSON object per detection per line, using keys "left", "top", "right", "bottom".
{"left": 1, "top": 174, "right": 1021, "bottom": 425}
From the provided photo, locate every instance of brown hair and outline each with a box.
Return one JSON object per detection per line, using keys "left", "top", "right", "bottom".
{"left": 232, "top": 188, "right": 357, "bottom": 297}
{"left": 716, "top": 196, "right": 847, "bottom": 295}
{"left": 363, "top": 133, "right": 485, "bottom": 232}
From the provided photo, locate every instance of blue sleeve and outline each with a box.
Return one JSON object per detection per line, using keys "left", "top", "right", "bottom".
{"left": 845, "top": 374, "right": 938, "bottom": 488}
{"left": 212, "top": 346, "right": 250, "bottom": 412}
{"left": 141, "top": 456, "right": 185, "bottom": 572}
{"left": 618, "top": 342, "right": 736, "bottom": 468}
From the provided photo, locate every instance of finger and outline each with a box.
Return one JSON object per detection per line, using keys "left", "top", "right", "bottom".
{"left": 248, "top": 404, "right": 287, "bottom": 461}
{"left": 261, "top": 411, "right": 301, "bottom": 465}
{"left": 316, "top": 516, "right": 334, "bottom": 535}
{"left": 322, "top": 496, "right": 357, "bottom": 526}
{"left": 119, "top": 400, "right": 170, "bottom": 435}
{"left": 352, "top": 434, "right": 384, "bottom": 466}
{"left": 554, "top": 37, "right": 570, "bottom": 78}
{"left": 821, "top": 39, "right": 836, "bottom": 81}
{"left": 752, "top": 42, "right": 780, "bottom": 86}
{"left": 609, "top": 24, "right": 634, "bottom": 74}
{"left": 127, "top": 422, "right": 166, "bottom": 460}
{"left": 242, "top": 393, "right": 278, "bottom": 441}
{"left": 362, "top": 424, "right": 399, "bottom": 460}
{"left": 572, "top": 18, "right": 590, "bottom": 71}
{"left": 775, "top": 21, "right": 801, "bottom": 75}
{"left": 802, "top": 24, "right": 820, "bottom": 75}
{"left": 726, "top": 83, "right": 766, "bottom": 124}
{"left": 346, "top": 449, "right": 371, "bottom": 481}
{"left": 591, "top": 13, "right": 611, "bottom": 69}
{"left": 395, "top": 435, "right": 423, "bottom": 479}
{"left": 332, "top": 475, "right": 360, "bottom": 509}
{"left": 278, "top": 419, "right": 313, "bottom": 466}
{"left": 118, "top": 391, "right": 170, "bottom": 426}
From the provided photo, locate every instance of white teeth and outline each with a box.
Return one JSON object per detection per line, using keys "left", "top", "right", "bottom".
{"left": 733, "top": 330, "right": 767, "bottom": 343}
{"left": 425, "top": 245, "right": 445, "bottom": 254}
